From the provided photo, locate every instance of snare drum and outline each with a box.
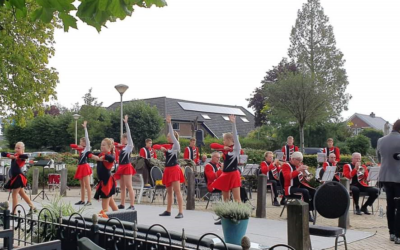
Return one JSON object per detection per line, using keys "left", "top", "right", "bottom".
{"left": 48, "top": 174, "right": 61, "bottom": 184}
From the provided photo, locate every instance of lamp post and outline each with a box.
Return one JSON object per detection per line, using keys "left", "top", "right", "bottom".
{"left": 115, "top": 84, "right": 129, "bottom": 142}
{"left": 73, "top": 114, "right": 80, "bottom": 154}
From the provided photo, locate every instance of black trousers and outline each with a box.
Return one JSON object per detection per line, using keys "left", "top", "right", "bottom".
{"left": 290, "top": 185, "right": 316, "bottom": 211}
{"left": 351, "top": 184, "right": 379, "bottom": 207}
{"left": 382, "top": 182, "right": 400, "bottom": 237}
{"left": 267, "top": 179, "right": 282, "bottom": 199}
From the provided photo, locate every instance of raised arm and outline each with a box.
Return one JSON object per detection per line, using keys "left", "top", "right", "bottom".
{"left": 167, "top": 115, "right": 180, "bottom": 152}
{"left": 82, "top": 121, "right": 91, "bottom": 153}
{"left": 124, "top": 115, "right": 134, "bottom": 153}
{"left": 229, "top": 115, "right": 241, "bottom": 156}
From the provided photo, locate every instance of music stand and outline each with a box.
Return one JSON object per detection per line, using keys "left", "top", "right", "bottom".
{"left": 242, "top": 164, "right": 259, "bottom": 176}
{"left": 367, "top": 167, "right": 380, "bottom": 182}
{"left": 33, "top": 160, "right": 52, "bottom": 201}
{"left": 321, "top": 166, "right": 337, "bottom": 182}
{"left": 317, "top": 153, "right": 326, "bottom": 163}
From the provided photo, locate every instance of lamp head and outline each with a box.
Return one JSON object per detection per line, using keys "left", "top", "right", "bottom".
{"left": 73, "top": 114, "right": 80, "bottom": 120}
{"left": 115, "top": 84, "right": 129, "bottom": 95}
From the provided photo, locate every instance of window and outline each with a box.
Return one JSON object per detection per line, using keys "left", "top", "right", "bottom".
{"left": 240, "top": 117, "right": 250, "bottom": 123}
{"left": 172, "top": 122, "right": 180, "bottom": 130}
{"left": 201, "top": 114, "right": 211, "bottom": 120}
{"left": 222, "top": 116, "right": 229, "bottom": 121}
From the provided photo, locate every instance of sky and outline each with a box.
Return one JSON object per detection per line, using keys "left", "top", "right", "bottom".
{"left": 49, "top": 0, "right": 400, "bottom": 124}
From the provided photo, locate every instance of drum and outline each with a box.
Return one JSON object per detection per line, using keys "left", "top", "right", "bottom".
{"left": 48, "top": 174, "right": 61, "bottom": 184}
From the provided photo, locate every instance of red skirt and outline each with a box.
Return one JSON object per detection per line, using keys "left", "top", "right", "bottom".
{"left": 162, "top": 165, "right": 185, "bottom": 187}
{"left": 211, "top": 170, "right": 241, "bottom": 192}
{"left": 114, "top": 163, "right": 136, "bottom": 180}
{"left": 4, "top": 174, "right": 27, "bottom": 189}
{"left": 94, "top": 176, "right": 116, "bottom": 199}
{"left": 74, "top": 163, "right": 92, "bottom": 179}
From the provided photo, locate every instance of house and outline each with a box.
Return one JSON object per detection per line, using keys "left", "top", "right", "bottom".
{"left": 348, "top": 112, "right": 392, "bottom": 135}
{"left": 108, "top": 97, "right": 255, "bottom": 139}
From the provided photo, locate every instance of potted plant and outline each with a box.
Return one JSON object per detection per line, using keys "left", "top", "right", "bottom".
{"left": 213, "top": 201, "right": 252, "bottom": 245}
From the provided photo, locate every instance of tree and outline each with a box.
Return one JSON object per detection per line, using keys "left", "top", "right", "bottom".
{"left": 360, "top": 128, "right": 383, "bottom": 149}
{"left": 108, "top": 101, "right": 164, "bottom": 149}
{"left": 247, "top": 58, "right": 298, "bottom": 126}
{"left": 288, "top": 0, "right": 351, "bottom": 118}
{"left": 82, "top": 88, "right": 103, "bottom": 107}
{"left": 264, "top": 73, "right": 332, "bottom": 152}
{"left": 0, "top": 2, "right": 59, "bottom": 126}
{"left": 346, "top": 135, "right": 371, "bottom": 155}
{"left": 1, "top": 0, "right": 167, "bottom": 32}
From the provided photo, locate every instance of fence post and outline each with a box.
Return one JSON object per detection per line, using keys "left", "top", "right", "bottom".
{"left": 60, "top": 168, "right": 68, "bottom": 197}
{"left": 32, "top": 167, "right": 39, "bottom": 195}
{"left": 186, "top": 171, "right": 195, "bottom": 210}
{"left": 91, "top": 214, "right": 100, "bottom": 245}
{"left": 256, "top": 174, "right": 268, "bottom": 218}
{"left": 3, "top": 201, "right": 10, "bottom": 249}
{"left": 241, "top": 236, "right": 251, "bottom": 250}
{"left": 339, "top": 178, "right": 350, "bottom": 229}
{"left": 287, "top": 199, "right": 311, "bottom": 250}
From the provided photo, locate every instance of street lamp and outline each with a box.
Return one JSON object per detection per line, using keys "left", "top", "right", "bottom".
{"left": 73, "top": 114, "right": 80, "bottom": 154}
{"left": 115, "top": 84, "right": 129, "bottom": 142}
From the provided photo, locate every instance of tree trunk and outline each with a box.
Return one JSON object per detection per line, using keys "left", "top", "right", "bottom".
{"left": 299, "top": 125, "right": 305, "bottom": 154}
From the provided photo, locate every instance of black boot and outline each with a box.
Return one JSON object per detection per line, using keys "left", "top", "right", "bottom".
{"left": 309, "top": 212, "right": 314, "bottom": 223}
{"left": 355, "top": 205, "right": 362, "bottom": 215}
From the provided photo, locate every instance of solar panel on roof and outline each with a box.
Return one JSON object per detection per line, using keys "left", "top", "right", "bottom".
{"left": 178, "top": 102, "right": 246, "bottom": 116}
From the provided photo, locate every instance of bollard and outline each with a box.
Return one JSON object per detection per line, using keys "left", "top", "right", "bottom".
{"left": 339, "top": 178, "right": 350, "bottom": 229}
{"left": 256, "top": 174, "right": 268, "bottom": 218}
{"left": 32, "top": 167, "right": 39, "bottom": 195}
{"left": 287, "top": 199, "right": 311, "bottom": 250}
{"left": 60, "top": 168, "right": 68, "bottom": 196}
{"left": 186, "top": 171, "right": 195, "bottom": 210}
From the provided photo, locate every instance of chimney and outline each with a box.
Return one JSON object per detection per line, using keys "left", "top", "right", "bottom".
{"left": 370, "top": 112, "right": 375, "bottom": 118}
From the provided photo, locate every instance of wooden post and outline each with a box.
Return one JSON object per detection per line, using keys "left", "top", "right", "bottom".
{"left": 186, "top": 171, "right": 195, "bottom": 210}
{"left": 287, "top": 199, "right": 311, "bottom": 250}
{"left": 32, "top": 168, "right": 39, "bottom": 195}
{"left": 256, "top": 174, "right": 268, "bottom": 218}
{"left": 339, "top": 178, "right": 350, "bottom": 229}
{"left": 60, "top": 168, "right": 68, "bottom": 197}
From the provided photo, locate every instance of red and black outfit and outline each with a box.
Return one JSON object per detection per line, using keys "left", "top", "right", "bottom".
{"left": 70, "top": 127, "right": 92, "bottom": 180}
{"left": 322, "top": 146, "right": 341, "bottom": 162}
{"left": 282, "top": 144, "right": 299, "bottom": 162}
{"left": 184, "top": 146, "right": 200, "bottom": 165}
{"left": 343, "top": 163, "right": 378, "bottom": 208}
{"left": 1, "top": 153, "right": 28, "bottom": 189}
{"left": 93, "top": 152, "right": 116, "bottom": 199}
{"left": 153, "top": 122, "right": 184, "bottom": 188}
{"left": 139, "top": 146, "right": 157, "bottom": 159}
{"left": 114, "top": 121, "right": 136, "bottom": 180}
{"left": 210, "top": 123, "right": 242, "bottom": 192}
{"left": 260, "top": 161, "right": 282, "bottom": 199}
{"left": 282, "top": 162, "right": 315, "bottom": 211}
{"left": 204, "top": 162, "right": 222, "bottom": 192}
{"left": 321, "top": 161, "right": 340, "bottom": 181}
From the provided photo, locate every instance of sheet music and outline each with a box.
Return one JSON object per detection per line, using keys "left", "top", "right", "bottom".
{"left": 322, "top": 166, "right": 337, "bottom": 182}
{"left": 242, "top": 164, "right": 259, "bottom": 176}
{"left": 367, "top": 167, "right": 380, "bottom": 181}
{"left": 317, "top": 153, "right": 326, "bottom": 163}
{"left": 276, "top": 152, "right": 284, "bottom": 161}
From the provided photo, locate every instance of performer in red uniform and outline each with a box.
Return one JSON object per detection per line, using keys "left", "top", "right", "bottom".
{"left": 320, "top": 153, "right": 340, "bottom": 181}
{"left": 209, "top": 115, "right": 242, "bottom": 202}
{"left": 281, "top": 136, "right": 299, "bottom": 162}
{"left": 281, "top": 151, "right": 315, "bottom": 222}
{"left": 260, "top": 151, "right": 284, "bottom": 206}
{"left": 343, "top": 152, "right": 378, "bottom": 215}
{"left": 204, "top": 152, "right": 222, "bottom": 192}
{"left": 89, "top": 138, "right": 118, "bottom": 213}
{"left": 70, "top": 121, "right": 92, "bottom": 206}
{"left": 139, "top": 138, "right": 157, "bottom": 159}
{"left": 153, "top": 115, "right": 184, "bottom": 219}
{"left": 113, "top": 115, "right": 136, "bottom": 210}
{"left": 2, "top": 142, "right": 37, "bottom": 215}
{"left": 184, "top": 138, "right": 200, "bottom": 165}
{"left": 322, "top": 138, "right": 341, "bottom": 163}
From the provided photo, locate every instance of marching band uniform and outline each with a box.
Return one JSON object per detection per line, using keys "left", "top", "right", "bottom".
{"left": 139, "top": 146, "right": 157, "bottom": 159}
{"left": 282, "top": 162, "right": 315, "bottom": 212}
{"left": 114, "top": 121, "right": 136, "bottom": 180}
{"left": 93, "top": 152, "right": 116, "bottom": 199}
{"left": 343, "top": 163, "right": 378, "bottom": 214}
{"left": 210, "top": 122, "right": 242, "bottom": 192}
{"left": 260, "top": 161, "right": 283, "bottom": 206}
{"left": 282, "top": 144, "right": 299, "bottom": 162}
{"left": 1, "top": 152, "right": 28, "bottom": 189}
{"left": 204, "top": 162, "right": 222, "bottom": 192}
{"left": 184, "top": 146, "right": 200, "bottom": 165}
{"left": 70, "top": 126, "right": 92, "bottom": 180}
{"left": 322, "top": 146, "right": 341, "bottom": 162}
{"left": 153, "top": 122, "right": 184, "bottom": 187}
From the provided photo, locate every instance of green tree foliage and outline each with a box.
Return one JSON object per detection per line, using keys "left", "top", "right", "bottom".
{"left": 1, "top": 0, "right": 167, "bottom": 32}
{"left": 0, "top": 2, "right": 59, "bottom": 126}
{"left": 360, "top": 128, "right": 383, "bottom": 149}
{"left": 345, "top": 135, "right": 371, "bottom": 155}
{"left": 108, "top": 101, "right": 164, "bottom": 149}
{"left": 288, "top": 0, "right": 350, "bottom": 118}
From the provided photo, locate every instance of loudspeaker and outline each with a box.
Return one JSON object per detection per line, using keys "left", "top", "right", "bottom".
{"left": 196, "top": 129, "right": 205, "bottom": 146}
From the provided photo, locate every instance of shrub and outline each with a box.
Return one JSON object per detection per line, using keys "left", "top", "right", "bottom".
{"left": 213, "top": 201, "right": 252, "bottom": 223}
{"left": 346, "top": 135, "right": 371, "bottom": 155}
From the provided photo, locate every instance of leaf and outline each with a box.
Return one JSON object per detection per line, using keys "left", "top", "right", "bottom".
{"left": 30, "top": 8, "right": 43, "bottom": 22}
{"left": 98, "top": 0, "right": 109, "bottom": 11}
{"left": 15, "top": 7, "right": 27, "bottom": 19}
{"left": 109, "top": 0, "right": 127, "bottom": 18}
{"left": 59, "top": 13, "right": 78, "bottom": 32}
{"left": 10, "top": 0, "right": 25, "bottom": 9}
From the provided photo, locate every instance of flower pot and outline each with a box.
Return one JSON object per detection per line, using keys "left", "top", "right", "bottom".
{"left": 221, "top": 217, "right": 249, "bottom": 245}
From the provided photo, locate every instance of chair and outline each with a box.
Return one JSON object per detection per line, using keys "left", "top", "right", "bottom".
{"left": 279, "top": 171, "right": 304, "bottom": 217}
{"left": 78, "top": 237, "right": 105, "bottom": 250}
{"left": 205, "top": 189, "right": 222, "bottom": 209}
{"left": 309, "top": 181, "right": 349, "bottom": 250}
{"left": 351, "top": 191, "right": 375, "bottom": 215}
{"left": 150, "top": 166, "right": 166, "bottom": 204}
{"left": 268, "top": 244, "right": 295, "bottom": 250}
{"left": 132, "top": 174, "right": 151, "bottom": 204}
